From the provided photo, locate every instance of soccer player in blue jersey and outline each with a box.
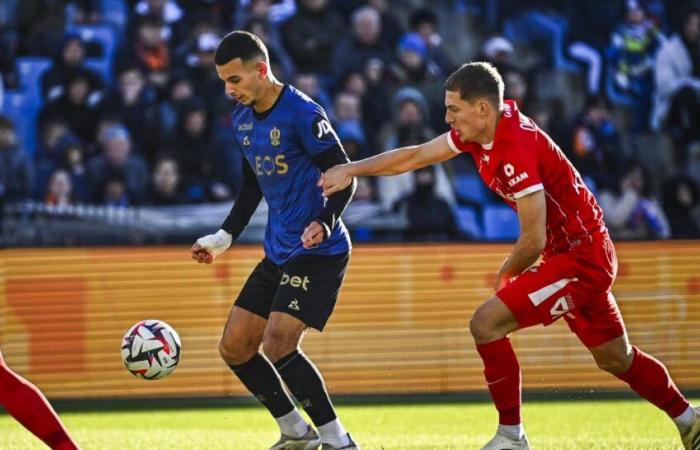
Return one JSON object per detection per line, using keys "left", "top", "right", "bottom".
{"left": 190, "top": 31, "right": 359, "bottom": 450}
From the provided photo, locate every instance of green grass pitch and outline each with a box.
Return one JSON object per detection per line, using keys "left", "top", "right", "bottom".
{"left": 0, "top": 399, "right": 693, "bottom": 449}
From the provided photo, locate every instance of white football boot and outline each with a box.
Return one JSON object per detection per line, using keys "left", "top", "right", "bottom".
{"left": 481, "top": 430, "right": 530, "bottom": 450}
{"left": 680, "top": 407, "right": 700, "bottom": 450}
{"left": 269, "top": 424, "right": 322, "bottom": 450}
{"left": 320, "top": 433, "right": 360, "bottom": 449}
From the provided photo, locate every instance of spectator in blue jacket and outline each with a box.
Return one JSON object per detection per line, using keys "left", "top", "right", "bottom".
{"left": 609, "top": 0, "right": 664, "bottom": 131}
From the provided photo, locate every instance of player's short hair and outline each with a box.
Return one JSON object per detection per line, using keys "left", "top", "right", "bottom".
{"left": 214, "top": 30, "right": 269, "bottom": 66}
{"left": 445, "top": 62, "right": 504, "bottom": 110}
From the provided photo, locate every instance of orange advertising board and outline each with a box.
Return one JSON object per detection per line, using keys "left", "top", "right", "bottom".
{"left": 0, "top": 242, "right": 698, "bottom": 399}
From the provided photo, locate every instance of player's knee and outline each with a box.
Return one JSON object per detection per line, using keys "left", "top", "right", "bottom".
{"left": 469, "top": 309, "right": 493, "bottom": 342}
{"left": 261, "top": 330, "right": 297, "bottom": 363}
{"left": 218, "top": 339, "right": 257, "bottom": 366}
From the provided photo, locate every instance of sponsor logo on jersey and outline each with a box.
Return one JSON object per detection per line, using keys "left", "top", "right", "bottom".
{"left": 254, "top": 154, "right": 288, "bottom": 176}
{"left": 507, "top": 171, "right": 529, "bottom": 187}
{"left": 270, "top": 127, "right": 281, "bottom": 146}
{"left": 281, "top": 273, "right": 310, "bottom": 291}
{"left": 316, "top": 118, "right": 333, "bottom": 138}
{"left": 312, "top": 116, "right": 340, "bottom": 143}
{"left": 238, "top": 122, "right": 253, "bottom": 131}
{"left": 503, "top": 163, "right": 515, "bottom": 177}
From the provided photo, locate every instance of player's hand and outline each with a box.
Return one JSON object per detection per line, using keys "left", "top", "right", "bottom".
{"left": 191, "top": 243, "right": 214, "bottom": 264}
{"left": 318, "top": 163, "right": 353, "bottom": 197}
{"left": 301, "top": 220, "right": 327, "bottom": 248}
{"left": 191, "top": 229, "right": 232, "bottom": 264}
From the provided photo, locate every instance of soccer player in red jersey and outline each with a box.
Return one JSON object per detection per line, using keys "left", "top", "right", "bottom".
{"left": 0, "top": 349, "right": 80, "bottom": 449}
{"left": 319, "top": 62, "right": 700, "bottom": 449}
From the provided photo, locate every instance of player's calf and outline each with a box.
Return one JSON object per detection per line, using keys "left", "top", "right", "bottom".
{"left": 589, "top": 335, "right": 634, "bottom": 375}
{"left": 0, "top": 362, "right": 80, "bottom": 450}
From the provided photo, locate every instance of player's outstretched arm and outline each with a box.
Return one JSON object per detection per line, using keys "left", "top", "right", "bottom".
{"left": 319, "top": 133, "right": 456, "bottom": 196}
{"left": 191, "top": 161, "right": 263, "bottom": 264}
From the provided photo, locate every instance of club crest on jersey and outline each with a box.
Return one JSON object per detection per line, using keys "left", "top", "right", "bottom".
{"left": 270, "top": 127, "right": 281, "bottom": 146}
{"left": 242, "top": 136, "right": 250, "bottom": 146}
{"left": 238, "top": 122, "right": 253, "bottom": 131}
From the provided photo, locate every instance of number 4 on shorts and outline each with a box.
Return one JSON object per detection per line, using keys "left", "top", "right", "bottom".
{"left": 527, "top": 277, "right": 578, "bottom": 320}
{"left": 549, "top": 297, "right": 570, "bottom": 319}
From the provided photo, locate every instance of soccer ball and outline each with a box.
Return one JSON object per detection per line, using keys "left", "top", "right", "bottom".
{"left": 121, "top": 320, "right": 181, "bottom": 380}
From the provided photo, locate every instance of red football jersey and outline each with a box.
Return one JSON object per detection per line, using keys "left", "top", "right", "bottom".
{"left": 447, "top": 100, "right": 607, "bottom": 256}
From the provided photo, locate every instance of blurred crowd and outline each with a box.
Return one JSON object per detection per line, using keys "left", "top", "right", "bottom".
{"left": 1, "top": 0, "right": 700, "bottom": 241}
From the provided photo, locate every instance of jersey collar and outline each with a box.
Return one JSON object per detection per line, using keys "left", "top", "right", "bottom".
{"left": 252, "top": 84, "right": 289, "bottom": 121}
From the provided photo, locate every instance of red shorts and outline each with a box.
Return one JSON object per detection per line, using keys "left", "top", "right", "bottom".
{"left": 497, "top": 235, "right": 626, "bottom": 348}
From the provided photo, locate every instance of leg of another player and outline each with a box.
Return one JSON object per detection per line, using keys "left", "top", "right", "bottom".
{"left": 470, "top": 295, "right": 530, "bottom": 449}
{"left": 219, "top": 307, "right": 311, "bottom": 439}
{"left": 264, "top": 312, "right": 354, "bottom": 449}
{"left": 0, "top": 349, "right": 80, "bottom": 450}
{"left": 588, "top": 334, "right": 700, "bottom": 449}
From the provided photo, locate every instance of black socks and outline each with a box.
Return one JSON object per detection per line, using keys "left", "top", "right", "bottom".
{"left": 229, "top": 352, "right": 295, "bottom": 418}
{"left": 274, "top": 350, "right": 337, "bottom": 426}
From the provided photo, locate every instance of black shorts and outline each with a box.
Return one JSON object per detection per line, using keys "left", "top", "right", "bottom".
{"left": 234, "top": 253, "right": 349, "bottom": 331}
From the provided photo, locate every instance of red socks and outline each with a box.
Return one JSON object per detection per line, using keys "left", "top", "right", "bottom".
{"left": 477, "top": 337, "right": 522, "bottom": 425}
{"left": 0, "top": 361, "right": 79, "bottom": 449}
{"left": 476, "top": 339, "right": 689, "bottom": 426}
{"left": 616, "top": 346, "right": 690, "bottom": 418}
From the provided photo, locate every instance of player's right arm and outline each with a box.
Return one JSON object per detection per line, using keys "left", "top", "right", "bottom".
{"left": 319, "top": 132, "right": 457, "bottom": 196}
{"left": 191, "top": 161, "right": 263, "bottom": 264}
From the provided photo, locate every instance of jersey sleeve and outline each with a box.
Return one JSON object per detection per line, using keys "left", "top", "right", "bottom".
{"left": 501, "top": 134, "right": 544, "bottom": 199}
{"left": 294, "top": 107, "right": 342, "bottom": 157}
{"left": 446, "top": 128, "right": 471, "bottom": 154}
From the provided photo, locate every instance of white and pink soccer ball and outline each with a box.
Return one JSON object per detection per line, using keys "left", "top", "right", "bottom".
{"left": 121, "top": 320, "right": 181, "bottom": 380}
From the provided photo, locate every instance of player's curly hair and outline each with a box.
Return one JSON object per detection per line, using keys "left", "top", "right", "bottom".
{"left": 214, "top": 30, "right": 269, "bottom": 66}
{"left": 445, "top": 61, "right": 504, "bottom": 110}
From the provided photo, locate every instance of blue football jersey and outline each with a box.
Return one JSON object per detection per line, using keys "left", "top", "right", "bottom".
{"left": 230, "top": 85, "right": 351, "bottom": 265}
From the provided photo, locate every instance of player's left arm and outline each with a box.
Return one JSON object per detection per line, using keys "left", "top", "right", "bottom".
{"left": 495, "top": 190, "right": 547, "bottom": 291}
{"left": 297, "top": 109, "right": 357, "bottom": 248}
{"left": 301, "top": 147, "right": 357, "bottom": 248}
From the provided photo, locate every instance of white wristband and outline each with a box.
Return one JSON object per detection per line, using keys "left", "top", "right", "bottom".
{"left": 196, "top": 229, "right": 232, "bottom": 257}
